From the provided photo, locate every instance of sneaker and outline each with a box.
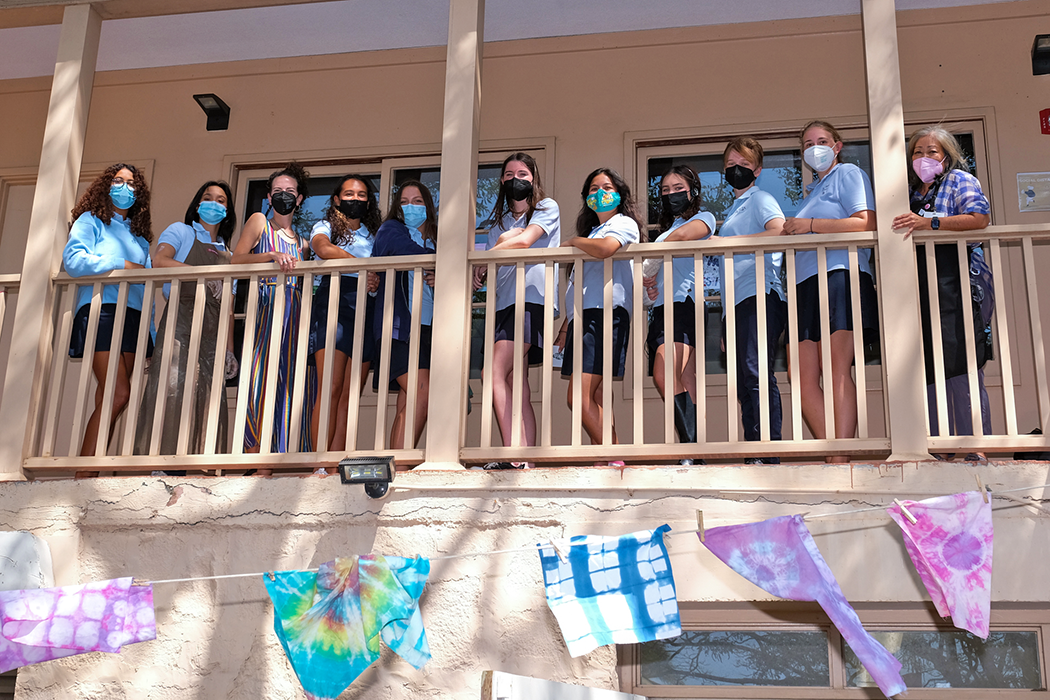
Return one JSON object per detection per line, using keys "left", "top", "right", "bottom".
{"left": 482, "top": 461, "right": 526, "bottom": 470}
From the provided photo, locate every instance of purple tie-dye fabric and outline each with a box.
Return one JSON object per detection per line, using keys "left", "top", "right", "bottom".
{"left": 702, "top": 515, "right": 906, "bottom": 698}
{"left": 887, "top": 491, "right": 993, "bottom": 638}
{"left": 0, "top": 577, "right": 156, "bottom": 673}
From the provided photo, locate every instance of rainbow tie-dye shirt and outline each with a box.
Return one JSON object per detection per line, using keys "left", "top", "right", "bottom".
{"left": 264, "top": 556, "right": 430, "bottom": 700}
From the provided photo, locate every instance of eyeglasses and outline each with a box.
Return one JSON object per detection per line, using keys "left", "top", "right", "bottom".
{"left": 112, "top": 177, "right": 134, "bottom": 187}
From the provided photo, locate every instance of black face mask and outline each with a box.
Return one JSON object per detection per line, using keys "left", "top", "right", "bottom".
{"left": 504, "top": 177, "right": 533, "bottom": 202}
{"left": 724, "top": 164, "right": 756, "bottom": 190}
{"left": 661, "top": 190, "right": 692, "bottom": 216}
{"left": 337, "top": 198, "right": 369, "bottom": 220}
{"left": 270, "top": 190, "right": 298, "bottom": 216}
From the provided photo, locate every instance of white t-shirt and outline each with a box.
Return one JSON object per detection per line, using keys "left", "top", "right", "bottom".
{"left": 564, "top": 213, "right": 640, "bottom": 321}
{"left": 486, "top": 198, "right": 561, "bottom": 312}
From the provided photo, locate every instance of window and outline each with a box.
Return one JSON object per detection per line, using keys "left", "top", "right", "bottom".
{"left": 619, "top": 604, "right": 1048, "bottom": 698}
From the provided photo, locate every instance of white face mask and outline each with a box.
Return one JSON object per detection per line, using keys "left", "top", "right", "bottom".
{"left": 803, "top": 144, "right": 837, "bottom": 172}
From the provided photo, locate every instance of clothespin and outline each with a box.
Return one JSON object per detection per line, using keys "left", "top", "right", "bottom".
{"left": 266, "top": 571, "right": 276, "bottom": 582}
{"left": 893, "top": 498, "right": 918, "bottom": 525}
{"left": 131, "top": 578, "right": 148, "bottom": 587}
{"left": 697, "top": 510, "right": 705, "bottom": 543}
{"left": 549, "top": 539, "right": 568, "bottom": 563}
{"left": 975, "top": 474, "right": 989, "bottom": 504}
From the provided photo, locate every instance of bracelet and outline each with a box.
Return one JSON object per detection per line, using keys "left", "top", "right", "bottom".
{"left": 810, "top": 218, "right": 815, "bottom": 233}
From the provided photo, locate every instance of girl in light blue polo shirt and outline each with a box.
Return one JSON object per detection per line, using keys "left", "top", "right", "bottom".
{"left": 718, "top": 137, "right": 787, "bottom": 462}
{"left": 308, "top": 174, "right": 382, "bottom": 453}
{"left": 137, "top": 180, "right": 236, "bottom": 457}
{"left": 474, "top": 152, "right": 561, "bottom": 457}
{"left": 62, "top": 163, "right": 153, "bottom": 463}
{"left": 782, "top": 120, "right": 878, "bottom": 461}
{"left": 641, "top": 165, "right": 715, "bottom": 459}
{"left": 556, "top": 168, "right": 644, "bottom": 456}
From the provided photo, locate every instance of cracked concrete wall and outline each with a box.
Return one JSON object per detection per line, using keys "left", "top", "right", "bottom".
{"left": 0, "top": 461, "right": 1048, "bottom": 698}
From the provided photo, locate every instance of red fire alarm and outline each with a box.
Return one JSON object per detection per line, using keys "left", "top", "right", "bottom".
{"left": 1043, "top": 108, "right": 1050, "bottom": 135}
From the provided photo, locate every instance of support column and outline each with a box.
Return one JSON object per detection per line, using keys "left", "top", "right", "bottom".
{"left": 0, "top": 5, "right": 101, "bottom": 479}
{"left": 423, "top": 0, "right": 484, "bottom": 468}
{"left": 860, "top": 0, "right": 931, "bottom": 461}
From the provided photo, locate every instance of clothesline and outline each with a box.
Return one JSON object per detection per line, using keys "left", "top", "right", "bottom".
{"left": 136, "top": 479, "right": 1050, "bottom": 587}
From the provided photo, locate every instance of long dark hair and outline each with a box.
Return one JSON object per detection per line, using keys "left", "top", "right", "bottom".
{"left": 386, "top": 179, "right": 438, "bottom": 244}
{"left": 70, "top": 163, "right": 152, "bottom": 242}
{"left": 657, "top": 165, "right": 703, "bottom": 233}
{"left": 266, "top": 162, "right": 310, "bottom": 211}
{"left": 184, "top": 180, "right": 236, "bottom": 247}
{"left": 574, "top": 167, "right": 646, "bottom": 242}
{"left": 488, "top": 152, "right": 547, "bottom": 228}
{"left": 322, "top": 175, "right": 382, "bottom": 246}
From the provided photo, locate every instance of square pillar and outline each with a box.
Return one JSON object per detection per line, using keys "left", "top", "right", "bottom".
{"left": 0, "top": 5, "right": 101, "bottom": 479}
{"left": 423, "top": 0, "right": 485, "bottom": 468}
{"left": 860, "top": 0, "right": 931, "bottom": 460}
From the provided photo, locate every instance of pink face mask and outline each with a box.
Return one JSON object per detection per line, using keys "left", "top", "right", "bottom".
{"left": 913, "top": 156, "right": 945, "bottom": 184}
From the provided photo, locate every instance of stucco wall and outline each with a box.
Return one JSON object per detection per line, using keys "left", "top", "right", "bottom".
{"left": 1, "top": 461, "right": 1048, "bottom": 698}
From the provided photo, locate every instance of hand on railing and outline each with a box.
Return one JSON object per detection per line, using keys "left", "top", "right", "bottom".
{"left": 124, "top": 260, "right": 145, "bottom": 270}
{"left": 271, "top": 251, "right": 298, "bottom": 272}
{"left": 781, "top": 217, "right": 813, "bottom": 235}
{"left": 891, "top": 212, "right": 927, "bottom": 240}
{"left": 471, "top": 265, "right": 486, "bottom": 291}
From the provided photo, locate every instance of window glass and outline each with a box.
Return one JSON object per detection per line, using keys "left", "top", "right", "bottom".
{"left": 640, "top": 630, "right": 831, "bottom": 687}
{"left": 845, "top": 630, "right": 1043, "bottom": 690}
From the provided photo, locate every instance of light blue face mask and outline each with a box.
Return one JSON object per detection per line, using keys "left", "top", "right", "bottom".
{"left": 402, "top": 203, "right": 428, "bottom": 230}
{"left": 197, "top": 200, "right": 227, "bottom": 226}
{"left": 109, "top": 183, "right": 136, "bottom": 210}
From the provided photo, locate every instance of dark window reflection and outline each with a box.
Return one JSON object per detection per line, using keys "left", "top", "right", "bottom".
{"left": 640, "top": 630, "right": 831, "bottom": 687}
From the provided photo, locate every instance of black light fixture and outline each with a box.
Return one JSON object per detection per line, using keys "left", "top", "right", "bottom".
{"left": 193, "top": 93, "right": 231, "bottom": 131}
{"left": 1034, "top": 35, "right": 1050, "bottom": 76}
{"left": 339, "top": 456, "right": 395, "bottom": 499}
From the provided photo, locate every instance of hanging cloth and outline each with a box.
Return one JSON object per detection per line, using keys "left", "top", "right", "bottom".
{"left": 887, "top": 491, "right": 993, "bottom": 638}
{"left": 536, "top": 524, "right": 680, "bottom": 657}
{"left": 264, "top": 556, "right": 430, "bottom": 700}
{"left": 701, "top": 515, "right": 906, "bottom": 698}
{"left": 0, "top": 577, "right": 156, "bottom": 673}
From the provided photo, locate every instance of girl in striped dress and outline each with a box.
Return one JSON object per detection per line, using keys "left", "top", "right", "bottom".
{"left": 232, "top": 163, "right": 311, "bottom": 469}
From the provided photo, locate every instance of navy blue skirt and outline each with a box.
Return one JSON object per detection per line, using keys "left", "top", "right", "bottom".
{"left": 561, "top": 307, "right": 630, "bottom": 379}
{"left": 795, "top": 270, "right": 878, "bottom": 343}
{"left": 69, "top": 304, "right": 154, "bottom": 359}
{"left": 308, "top": 276, "right": 375, "bottom": 362}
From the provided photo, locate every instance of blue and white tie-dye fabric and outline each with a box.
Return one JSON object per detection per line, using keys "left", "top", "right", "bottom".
{"left": 536, "top": 524, "right": 680, "bottom": 657}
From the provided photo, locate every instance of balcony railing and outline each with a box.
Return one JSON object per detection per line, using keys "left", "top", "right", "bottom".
{"left": 6, "top": 224, "right": 1050, "bottom": 476}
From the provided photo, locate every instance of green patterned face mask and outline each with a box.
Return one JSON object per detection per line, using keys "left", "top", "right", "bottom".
{"left": 586, "top": 188, "right": 620, "bottom": 213}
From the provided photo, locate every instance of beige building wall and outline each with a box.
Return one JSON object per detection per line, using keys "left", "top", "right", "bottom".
{"left": 1, "top": 1, "right": 1048, "bottom": 455}
{"left": 1, "top": 463, "right": 1048, "bottom": 698}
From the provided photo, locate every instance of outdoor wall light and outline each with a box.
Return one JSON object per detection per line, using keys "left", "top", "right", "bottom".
{"left": 1034, "top": 35, "right": 1050, "bottom": 76}
{"left": 339, "top": 456, "right": 395, "bottom": 499}
{"left": 193, "top": 93, "right": 231, "bottom": 131}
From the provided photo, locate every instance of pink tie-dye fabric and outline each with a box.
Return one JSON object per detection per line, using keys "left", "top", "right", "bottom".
{"left": 887, "top": 491, "right": 993, "bottom": 638}
{"left": 0, "top": 577, "right": 156, "bottom": 673}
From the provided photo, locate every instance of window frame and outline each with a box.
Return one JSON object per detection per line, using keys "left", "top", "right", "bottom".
{"left": 617, "top": 602, "right": 1050, "bottom": 698}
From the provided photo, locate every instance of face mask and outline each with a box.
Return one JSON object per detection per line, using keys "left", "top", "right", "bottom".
{"left": 803, "top": 145, "right": 837, "bottom": 172}
{"left": 912, "top": 156, "right": 945, "bottom": 184}
{"left": 197, "top": 200, "right": 227, "bottom": 226}
{"left": 270, "top": 190, "right": 297, "bottom": 216}
{"left": 402, "top": 203, "right": 428, "bottom": 230}
{"left": 724, "top": 165, "right": 756, "bottom": 190}
{"left": 586, "top": 189, "right": 621, "bottom": 213}
{"left": 660, "top": 191, "right": 691, "bottom": 216}
{"left": 504, "top": 177, "right": 533, "bottom": 202}
{"left": 109, "top": 183, "right": 136, "bottom": 210}
{"left": 337, "top": 198, "right": 369, "bottom": 220}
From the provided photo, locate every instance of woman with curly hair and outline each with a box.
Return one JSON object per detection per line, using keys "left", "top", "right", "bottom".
{"left": 232, "top": 162, "right": 310, "bottom": 466}
{"left": 308, "top": 174, "right": 382, "bottom": 453}
{"left": 372, "top": 180, "right": 438, "bottom": 451}
{"left": 62, "top": 163, "right": 153, "bottom": 468}
{"left": 556, "top": 168, "right": 645, "bottom": 458}
{"left": 135, "top": 180, "right": 237, "bottom": 457}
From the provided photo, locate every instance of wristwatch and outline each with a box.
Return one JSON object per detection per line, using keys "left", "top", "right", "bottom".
{"left": 931, "top": 216, "right": 940, "bottom": 230}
